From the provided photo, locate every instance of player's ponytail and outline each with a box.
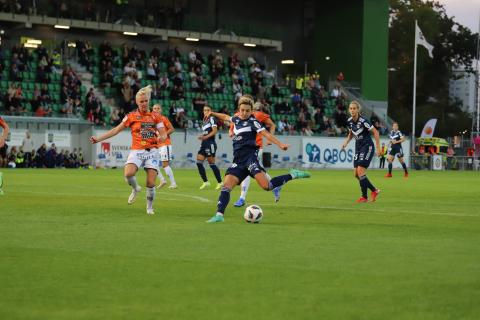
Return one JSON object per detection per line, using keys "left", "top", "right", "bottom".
{"left": 136, "top": 85, "right": 152, "bottom": 101}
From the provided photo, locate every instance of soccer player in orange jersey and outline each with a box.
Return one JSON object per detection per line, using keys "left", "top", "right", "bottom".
{"left": 90, "top": 85, "right": 167, "bottom": 214}
{"left": 229, "top": 101, "right": 278, "bottom": 207}
{"left": 0, "top": 116, "right": 9, "bottom": 195}
{"left": 152, "top": 104, "right": 177, "bottom": 189}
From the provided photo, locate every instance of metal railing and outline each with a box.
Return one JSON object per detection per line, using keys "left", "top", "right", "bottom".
{"left": 410, "top": 155, "right": 480, "bottom": 171}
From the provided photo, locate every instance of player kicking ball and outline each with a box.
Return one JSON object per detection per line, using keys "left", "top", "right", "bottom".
{"left": 205, "top": 95, "right": 310, "bottom": 223}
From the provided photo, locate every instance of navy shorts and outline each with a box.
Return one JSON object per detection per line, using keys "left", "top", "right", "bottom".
{"left": 198, "top": 142, "right": 217, "bottom": 158}
{"left": 226, "top": 154, "right": 265, "bottom": 183}
{"left": 388, "top": 146, "right": 404, "bottom": 158}
{"left": 354, "top": 144, "right": 374, "bottom": 168}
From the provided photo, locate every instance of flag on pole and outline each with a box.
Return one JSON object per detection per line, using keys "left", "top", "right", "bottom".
{"left": 420, "top": 118, "right": 438, "bottom": 138}
{"left": 415, "top": 21, "right": 434, "bottom": 58}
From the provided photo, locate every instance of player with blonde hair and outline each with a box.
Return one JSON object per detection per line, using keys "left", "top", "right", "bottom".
{"left": 90, "top": 85, "right": 167, "bottom": 214}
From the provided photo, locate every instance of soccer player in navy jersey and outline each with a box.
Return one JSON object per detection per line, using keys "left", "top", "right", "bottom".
{"left": 205, "top": 96, "right": 310, "bottom": 223}
{"left": 196, "top": 105, "right": 223, "bottom": 190}
{"left": 385, "top": 122, "right": 408, "bottom": 178}
{"left": 341, "top": 101, "right": 382, "bottom": 203}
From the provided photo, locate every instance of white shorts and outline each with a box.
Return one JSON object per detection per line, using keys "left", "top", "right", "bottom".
{"left": 159, "top": 145, "right": 173, "bottom": 162}
{"left": 126, "top": 149, "right": 160, "bottom": 170}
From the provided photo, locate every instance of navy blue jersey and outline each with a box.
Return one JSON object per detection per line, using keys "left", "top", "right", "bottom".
{"left": 347, "top": 116, "right": 374, "bottom": 148}
{"left": 230, "top": 115, "right": 265, "bottom": 156}
{"left": 388, "top": 130, "right": 403, "bottom": 148}
{"left": 201, "top": 116, "right": 217, "bottom": 145}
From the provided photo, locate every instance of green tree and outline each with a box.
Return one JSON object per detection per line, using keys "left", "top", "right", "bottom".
{"left": 388, "top": 0, "right": 477, "bottom": 137}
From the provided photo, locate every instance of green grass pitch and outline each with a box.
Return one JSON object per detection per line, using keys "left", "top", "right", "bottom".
{"left": 1, "top": 169, "right": 479, "bottom": 319}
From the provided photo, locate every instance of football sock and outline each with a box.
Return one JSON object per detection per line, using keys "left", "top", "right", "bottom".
{"left": 126, "top": 176, "right": 139, "bottom": 190}
{"left": 146, "top": 187, "right": 155, "bottom": 210}
{"left": 216, "top": 186, "right": 231, "bottom": 214}
{"left": 359, "top": 175, "right": 368, "bottom": 198}
{"left": 164, "top": 166, "right": 176, "bottom": 185}
{"left": 196, "top": 161, "right": 208, "bottom": 182}
{"left": 269, "top": 174, "right": 292, "bottom": 190}
{"left": 364, "top": 176, "right": 376, "bottom": 191}
{"left": 240, "top": 176, "right": 251, "bottom": 199}
{"left": 209, "top": 164, "right": 222, "bottom": 183}
{"left": 158, "top": 169, "right": 166, "bottom": 183}
{"left": 388, "top": 163, "right": 392, "bottom": 174}
{"left": 401, "top": 162, "right": 408, "bottom": 173}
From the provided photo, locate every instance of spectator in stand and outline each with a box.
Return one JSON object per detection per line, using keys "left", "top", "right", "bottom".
{"left": 44, "top": 144, "right": 57, "bottom": 168}
{"left": 232, "top": 79, "right": 242, "bottom": 95}
{"left": 337, "top": 71, "right": 345, "bottom": 82}
{"left": 60, "top": 98, "right": 74, "bottom": 115}
{"left": 159, "top": 74, "right": 169, "bottom": 90}
{"left": 110, "top": 108, "right": 121, "bottom": 127}
{"left": 73, "top": 97, "right": 83, "bottom": 116}
{"left": 292, "top": 92, "right": 302, "bottom": 105}
{"left": 35, "top": 143, "right": 47, "bottom": 168}
{"left": 212, "top": 78, "right": 224, "bottom": 93}
{"left": 92, "top": 105, "right": 106, "bottom": 127}
{"left": 7, "top": 146, "right": 17, "bottom": 168}
{"left": 146, "top": 63, "right": 158, "bottom": 80}
{"left": 121, "top": 81, "right": 133, "bottom": 111}
{"left": 277, "top": 118, "right": 286, "bottom": 135}
{"left": 21, "top": 131, "right": 34, "bottom": 167}
{"left": 35, "top": 105, "right": 51, "bottom": 117}
{"left": 270, "top": 83, "right": 280, "bottom": 97}
{"left": 330, "top": 86, "right": 340, "bottom": 98}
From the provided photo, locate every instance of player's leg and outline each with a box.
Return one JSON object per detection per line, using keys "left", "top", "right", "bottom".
{"left": 0, "top": 171, "right": 4, "bottom": 195}
{"left": 254, "top": 168, "right": 310, "bottom": 191}
{"left": 124, "top": 162, "right": 141, "bottom": 204}
{"left": 196, "top": 152, "right": 210, "bottom": 189}
{"left": 385, "top": 154, "right": 394, "bottom": 177}
{"left": 207, "top": 155, "right": 222, "bottom": 189}
{"left": 156, "top": 147, "right": 167, "bottom": 189}
{"left": 398, "top": 153, "right": 408, "bottom": 177}
{"left": 206, "top": 174, "right": 241, "bottom": 223}
{"left": 234, "top": 176, "right": 250, "bottom": 207}
{"left": 163, "top": 146, "right": 177, "bottom": 188}
{"left": 145, "top": 168, "right": 158, "bottom": 214}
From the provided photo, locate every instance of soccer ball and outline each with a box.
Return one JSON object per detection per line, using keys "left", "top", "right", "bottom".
{"left": 244, "top": 205, "right": 263, "bottom": 223}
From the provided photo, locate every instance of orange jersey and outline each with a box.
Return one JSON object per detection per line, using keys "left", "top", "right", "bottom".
{"left": 158, "top": 115, "right": 173, "bottom": 147}
{"left": 229, "top": 111, "right": 271, "bottom": 148}
{"left": 122, "top": 110, "right": 164, "bottom": 150}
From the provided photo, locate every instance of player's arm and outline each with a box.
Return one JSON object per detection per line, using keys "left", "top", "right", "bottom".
{"left": 394, "top": 135, "right": 405, "bottom": 144}
{"left": 165, "top": 121, "right": 175, "bottom": 136}
{"left": 228, "top": 122, "right": 234, "bottom": 138}
{"left": 264, "top": 118, "right": 276, "bottom": 145}
{"left": 156, "top": 123, "right": 167, "bottom": 142}
{"left": 260, "top": 130, "right": 289, "bottom": 151}
{"left": 341, "top": 130, "right": 353, "bottom": 149}
{"left": 0, "top": 119, "right": 10, "bottom": 148}
{"left": 208, "top": 111, "right": 231, "bottom": 122}
{"left": 90, "top": 122, "right": 126, "bottom": 144}
{"left": 371, "top": 127, "right": 382, "bottom": 156}
{"left": 199, "top": 126, "right": 217, "bottom": 141}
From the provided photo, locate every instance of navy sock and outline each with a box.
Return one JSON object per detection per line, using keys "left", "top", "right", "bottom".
{"left": 209, "top": 164, "right": 222, "bottom": 183}
{"left": 269, "top": 174, "right": 293, "bottom": 190}
{"left": 388, "top": 162, "right": 392, "bottom": 174}
{"left": 401, "top": 162, "right": 408, "bottom": 173}
{"left": 359, "top": 175, "right": 368, "bottom": 198}
{"left": 364, "top": 176, "right": 376, "bottom": 191}
{"left": 196, "top": 161, "right": 208, "bottom": 182}
{"left": 216, "top": 186, "right": 231, "bottom": 214}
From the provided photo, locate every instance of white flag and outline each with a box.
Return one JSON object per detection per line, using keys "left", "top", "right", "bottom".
{"left": 420, "top": 118, "right": 437, "bottom": 138}
{"left": 416, "top": 21, "right": 434, "bottom": 58}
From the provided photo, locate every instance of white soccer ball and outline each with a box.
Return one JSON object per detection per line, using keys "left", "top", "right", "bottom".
{"left": 244, "top": 205, "right": 263, "bottom": 223}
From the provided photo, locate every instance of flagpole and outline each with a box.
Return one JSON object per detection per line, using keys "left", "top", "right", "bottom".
{"left": 412, "top": 20, "right": 418, "bottom": 152}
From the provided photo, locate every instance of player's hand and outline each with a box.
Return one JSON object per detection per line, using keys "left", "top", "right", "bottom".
{"left": 89, "top": 136, "right": 98, "bottom": 144}
{"left": 341, "top": 143, "right": 347, "bottom": 150}
{"left": 266, "top": 141, "right": 272, "bottom": 146}
{"left": 376, "top": 150, "right": 382, "bottom": 157}
{"left": 198, "top": 135, "right": 204, "bottom": 140}
{"left": 279, "top": 143, "right": 289, "bottom": 151}
{"left": 228, "top": 132, "right": 234, "bottom": 138}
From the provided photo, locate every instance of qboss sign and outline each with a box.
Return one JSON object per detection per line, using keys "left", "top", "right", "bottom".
{"left": 302, "top": 137, "right": 410, "bottom": 169}
{"left": 302, "top": 137, "right": 354, "bottom": 169}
